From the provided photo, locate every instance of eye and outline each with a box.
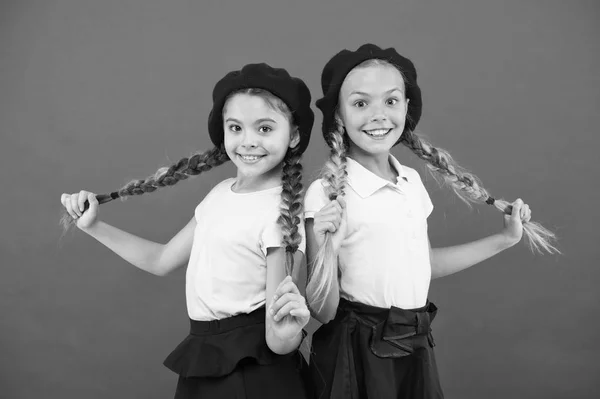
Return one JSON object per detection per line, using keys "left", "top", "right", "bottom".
{"left": 353, "top": 100, "right": 367, "bottom": 108}
{"left": 227, "top": 124, "right": 242, "bottom": 132}
{"left": 386, "top": 98, "right": 399, "bottom": 106}
{"left": 258, "top": 125, "right": 273, "bottom": 134}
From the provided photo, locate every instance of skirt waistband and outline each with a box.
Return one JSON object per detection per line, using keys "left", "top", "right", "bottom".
{"left": 189, "top": 307, "right": 265, "bottom": 336}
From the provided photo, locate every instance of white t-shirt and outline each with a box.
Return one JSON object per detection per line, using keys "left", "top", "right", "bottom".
{"left": 304, "top": 155, "right": 433, "bottom": 310}
{"left": 186, "top": 178, "right": 306, "bottom": 321}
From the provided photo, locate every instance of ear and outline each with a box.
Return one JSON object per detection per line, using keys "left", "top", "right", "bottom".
{"left": 289, "top": 127, "right": 301, "bottom": 149}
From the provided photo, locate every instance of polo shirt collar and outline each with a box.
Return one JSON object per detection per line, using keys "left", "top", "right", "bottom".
{"left": 346, "top": 155, "right": 413, "bottom": 199}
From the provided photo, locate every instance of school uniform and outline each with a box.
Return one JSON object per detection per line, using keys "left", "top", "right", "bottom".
{"left": 304, "top": 155, "right": 444, "bottom": 399}
{"left": 164, "top": 178, "right": 309, "bottom": 399}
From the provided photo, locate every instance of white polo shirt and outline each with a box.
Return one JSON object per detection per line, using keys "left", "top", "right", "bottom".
{"left": 186, "top": 178, "right": 306, "bottom": 321}
{"left": 304, "top": 156, "right": 433, "bottom": 310}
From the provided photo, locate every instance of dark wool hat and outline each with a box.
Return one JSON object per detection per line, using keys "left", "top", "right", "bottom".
{"left": 208, "top": 63, "right": 314, "bottom": 155}
{"left": 315, "top": 44, "right": 422, "bottom": 142}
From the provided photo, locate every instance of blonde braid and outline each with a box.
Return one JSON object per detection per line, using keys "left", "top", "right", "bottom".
{"left": 60, "top": 146, "right": 229, "bottom": 231}
{"left": 307, "top": 125, "right": 348, "bottom": 312}
{"left": 277, "top": 149, "right": 304, "bottom": 276}
{"left": 400, "top": 130, "right": 559, "bottom": 254}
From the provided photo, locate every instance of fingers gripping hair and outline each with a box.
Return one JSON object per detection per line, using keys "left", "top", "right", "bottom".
{"left": 278, "top": 149, "right": 304, "bottom": 277}
{"left": 400, "top": 130, "right": 559, "bottom": 254}
{"left": 60, "top": 146, "right": 230, "bottom": 232}
{"left": 306, "top": 125, "right": 348, "bottom": 312}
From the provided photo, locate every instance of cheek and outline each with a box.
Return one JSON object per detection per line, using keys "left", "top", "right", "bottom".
{"left": 346, "top": 112, "right": 367, "bottom": 131}
{"left": 223, "top": 132, "right": 237, "bottom": 153}
{"left": 340, "top": 106, "right": 361, "bottom": 127}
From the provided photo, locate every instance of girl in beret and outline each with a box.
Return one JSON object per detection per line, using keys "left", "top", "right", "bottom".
{"left": 60, "top": 63, "right": 314, "bottom": 399}
{"left": 304, "top": 44, "right": 559, "bottom": 399}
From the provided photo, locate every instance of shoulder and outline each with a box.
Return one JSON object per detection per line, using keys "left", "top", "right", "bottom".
{"left": 193, "top": 178, "right": 234, "bottom": 217}
{"left": 305, "top": 178, "right": 329, "bottom": 196}
{"left": 304, "top": 178, "right": 330, "bottom": 216}
{"left": 304, "top": 178, "right": 331, "bottom": 203}
{"left": 401, "top": 165, "right": 424, "bottom": 184}
{"left": 203, "top": 177, "right": 235, "bottom": 198}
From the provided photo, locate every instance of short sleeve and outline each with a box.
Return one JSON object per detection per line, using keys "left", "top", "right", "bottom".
{"left": 260, "top": 212, "right": 307, "bottom": 256}
{"left": 304, "top": 179, "right": 329, "bottom": 219}
{"left": 417, "top": 176, "right": 434, "bottom": 218}
{"left": 406, "top": 168, "right": 434, "bottom": 218}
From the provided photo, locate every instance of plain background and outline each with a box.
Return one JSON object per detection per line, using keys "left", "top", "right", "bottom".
{"left": 1, "top": 1, "right": 598, "bottom": 398}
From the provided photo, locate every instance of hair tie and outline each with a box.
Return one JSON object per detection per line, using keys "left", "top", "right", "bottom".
{"left": 110, "top": 192, "right": 120, "bottom": 200}
{"left": 485, "top": 196, "right": 495, "bottom": 205}
{"left": 286, "top": 244, "right": 298, "bottom": 253}
{"left": 329, "top": 193, "right": 338, "bottom": 201}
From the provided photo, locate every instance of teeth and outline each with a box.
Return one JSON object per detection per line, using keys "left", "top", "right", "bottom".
{"left": 365, "top": 129, "right": 390, "bottom": 137}
{"left": 239, "top": 155, "right": 262, "bottom": 161}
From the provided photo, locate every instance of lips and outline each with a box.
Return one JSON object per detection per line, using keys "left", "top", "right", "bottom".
{"left": 363, "top": 128, "right": 392, "bottom": 137}
{"left": 237, "top": 153, "right": 266, "bottom": 163}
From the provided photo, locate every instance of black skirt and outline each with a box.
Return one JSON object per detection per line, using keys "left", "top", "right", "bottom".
{"left": 164, "top": 307, "right": 310, "bottom": 399}
{"left": 310, "top": 299, "right": 444, "bottom": 399}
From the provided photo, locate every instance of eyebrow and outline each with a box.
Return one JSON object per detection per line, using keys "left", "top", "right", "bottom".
{"left": 224, "top": 117, "right": 277, "bottom": 124}
{"left": 349, "top": 87, "right": 404, "bottom": 97}
{"left": 256, "top": 118, "right": 277, "bottom": 124}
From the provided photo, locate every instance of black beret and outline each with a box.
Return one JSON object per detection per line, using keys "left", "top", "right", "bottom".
{"left": 208, "top": 63, "right": 314, "bottom": 155}
{"left": 315, "top": 44, "right": 422, "bottom": 141}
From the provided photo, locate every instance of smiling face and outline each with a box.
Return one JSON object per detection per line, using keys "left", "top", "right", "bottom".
{"left": 223, "top": 91, "right": 299, "bottom": 185}
{"left": 337, "top": 61, "right": 409, "bottom": 158}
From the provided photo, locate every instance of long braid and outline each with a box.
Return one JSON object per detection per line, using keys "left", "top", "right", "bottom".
{"left": 60, "top": 146, "right": 229, "bottom": 231}
{"left": 277, "top": 148, "right": 304, "bottom": 276}
{"left": 400, "top": 130, "right": 559, "bottom": 254}
{"left": 306, "top": 125, "right": 348, "bottom": 312}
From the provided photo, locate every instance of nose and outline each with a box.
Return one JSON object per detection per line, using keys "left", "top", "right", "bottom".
{"left": 240, "top": 130, "right": 258, "bottom": 148}
{"left": 369, "top": 104, "right": 387, "bottom": 123}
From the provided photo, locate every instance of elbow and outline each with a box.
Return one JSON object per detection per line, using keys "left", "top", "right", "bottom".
{"left": 149, "top": 246, "right": 176, "bottom": 276}
{"left": 150, "top": 268, "right": 169, "bottom": 277}
{"left": 312, "top": 307, "right": 336, "bottom": 325}
{"left": 309, "top": 297, "right": 339, "bottom": 325}
{"left": 150, "top": 262, "right": 179, "bottom": 277}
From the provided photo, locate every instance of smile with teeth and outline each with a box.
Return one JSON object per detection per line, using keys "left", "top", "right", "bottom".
{"left": 364, "top": 128, "right": 392, "bottom": 137}
{"left": 237, "top": 154, "right": 266, "bottom": 163}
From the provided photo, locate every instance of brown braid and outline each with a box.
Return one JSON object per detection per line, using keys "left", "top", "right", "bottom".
{"left": 400, "top": 130, "right": 559, "bottom": 254}
{"left": 60, "top": 146, "right": 229, "bottom": 231}
{"left": 306, "top": 125, "right": 348, "bottom": 312}
{"left": 277, "top": 148, "right": 304, "bottom": 276}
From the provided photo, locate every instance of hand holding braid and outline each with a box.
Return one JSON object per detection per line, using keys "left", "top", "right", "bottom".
{"left": 59, "top": 146, "right": 229, "bottom": 232}
{"left": 400, "top": 130, "right": 559, "bottom": 254}
{"left": 277, "top": 149, "right": 304, "bottom": 277}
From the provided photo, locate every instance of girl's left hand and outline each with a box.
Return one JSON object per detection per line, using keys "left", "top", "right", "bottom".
{"left": 268, "top": 276, "right": 310, "bottom": 341}
{"left": 502, "top": 198, "right": 531, "bottom": 246}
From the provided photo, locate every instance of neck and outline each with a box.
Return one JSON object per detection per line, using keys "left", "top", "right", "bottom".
{"left": 232, "top": 163, "right": 283, "bottom": 193}
{"left": 348, "top": 146, "right": 397, "bottom": 183}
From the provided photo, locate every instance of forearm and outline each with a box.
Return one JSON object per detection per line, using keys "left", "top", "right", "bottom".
{"left": 430, "top": 233, "right": 515, "bottom": 279}
{"left": 309, "top": 276, "right": 340, "bottom": 324}
{"left": 80, "top": 221, "right": 167, "bottom": 276}
{"left": 306, "top": 246, "right": 341, "bottom": 324}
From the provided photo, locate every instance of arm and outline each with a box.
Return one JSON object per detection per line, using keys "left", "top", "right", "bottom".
{"left": 81, "top": 217, "right": 196, "bottom": 277}
{"left": 264, "top": 248, "right": 309, "bottom": 354}
{"left": 305, "top": 218, "right": 340, "bottom": 324}
{"left": 430, "top": 198, "right": 531, "bottom": 279}
{"left": 62, "top": 190, "right": 196, "bottom": 276}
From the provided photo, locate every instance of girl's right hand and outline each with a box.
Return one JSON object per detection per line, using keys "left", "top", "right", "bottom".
{"left": 313, "top": 197, "right": 347, "bottom": 252}
{"left": 60, "top": 190, "right": 99, "bottom": 230}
